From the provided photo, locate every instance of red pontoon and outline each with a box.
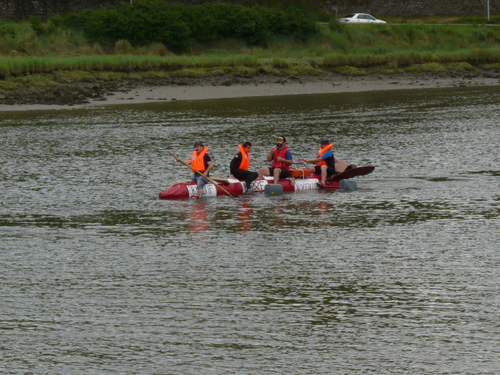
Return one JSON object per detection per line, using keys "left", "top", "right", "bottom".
{"left": 159, "top": 166, "right": 375, "bottom": 200}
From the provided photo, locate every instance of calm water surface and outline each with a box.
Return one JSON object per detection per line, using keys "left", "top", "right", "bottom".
{"left": 1, "top": 87, "right": 500, "bottom": 374}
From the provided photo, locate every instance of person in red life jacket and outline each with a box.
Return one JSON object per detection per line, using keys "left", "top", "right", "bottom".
{"left": 175, "top": 141, "right": 214, "bottom": 198}
{"left": 258, "top": 135, "right": 293, "bottom": 184}
{"left": 230, "top": 141, "right": 259, "bottom": 193}
{"left": 304, "top": 139, "right": 336, "bottom": 188}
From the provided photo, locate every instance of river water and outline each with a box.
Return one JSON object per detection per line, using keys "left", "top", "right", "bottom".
{"left": 1, "top": 86, "right": 500, "bottom": 374}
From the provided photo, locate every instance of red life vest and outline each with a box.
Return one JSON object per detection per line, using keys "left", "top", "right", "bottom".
{"left": 238, "top": 144, "right": 250, "bottom": 170}
{"left": 317, "top": 144, "right": 333, "bottom": 166}
{"left": 272, "top": 145, "right": 291, "bottom": 171}
{"left": 190, "top": 147, "right": 209, "bottom": 173}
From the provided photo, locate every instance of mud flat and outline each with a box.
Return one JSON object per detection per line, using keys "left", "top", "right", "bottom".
{"left": 1, "top": 71, "right": 499, "bottom": 111}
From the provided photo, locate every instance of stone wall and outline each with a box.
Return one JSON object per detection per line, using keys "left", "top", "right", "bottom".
{"left": 1, "top": 0, "right": 499, "bottom": 20}
{"left": 0, "top": 0, "right": 126, "bottom": 20}
{"left": 325, "top": 0, "right": 500, "bottom": 17}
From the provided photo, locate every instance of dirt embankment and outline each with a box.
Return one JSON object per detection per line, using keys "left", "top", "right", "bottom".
{"left": 1, "top": 69, "right": 500, "bottom": 109}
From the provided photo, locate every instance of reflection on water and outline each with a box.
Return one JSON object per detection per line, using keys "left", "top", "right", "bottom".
{"left": 190, "top": 201, "right": 208, "bottom": 233}
{"left": 238, "top": 199, "right": 253, "bottom": 232}
{"left": 1, "top": 86, "right": 500, "bottom": 374}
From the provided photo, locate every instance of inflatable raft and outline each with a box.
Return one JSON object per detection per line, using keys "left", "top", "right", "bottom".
{"left": 159, "top": 166, "right": 375, "bottom": 199}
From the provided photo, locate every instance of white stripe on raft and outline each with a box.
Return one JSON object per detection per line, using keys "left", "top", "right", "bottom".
{"left": 160, "top": 176, "right": 324, "bottom": 199}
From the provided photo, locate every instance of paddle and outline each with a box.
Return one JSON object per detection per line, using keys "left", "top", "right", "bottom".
{"left": 169, "top": 152, "right": 237, "bottom": 198}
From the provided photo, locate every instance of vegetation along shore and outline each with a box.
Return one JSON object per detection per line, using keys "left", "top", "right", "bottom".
{"left": 1, "top": 0, "right": 500, "bottom": 106}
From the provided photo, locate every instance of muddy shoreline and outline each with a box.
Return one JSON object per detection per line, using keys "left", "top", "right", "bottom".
{"left": 1, "top": 70, "right": 500, "bottom": 111}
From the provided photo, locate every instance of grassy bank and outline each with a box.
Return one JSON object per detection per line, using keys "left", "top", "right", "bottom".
{"left": 1, "top": 12, "right": 500, "bottom": 93}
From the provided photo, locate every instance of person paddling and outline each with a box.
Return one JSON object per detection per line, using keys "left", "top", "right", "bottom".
{"left": 303, "top": 139, "right": 336, "bottom": 188}
{"left": 258, "top": 135, "right": 293, "bottom": 184}
{"left": 175, "top": 141, "right": 213, "bottom": 198}
{"left": 230, "top": 142, "right": 259, "bottom": 193}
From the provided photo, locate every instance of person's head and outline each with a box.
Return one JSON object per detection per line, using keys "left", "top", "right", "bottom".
{"left": 320, "top": 139, "right": 329, "bottom": 149}
{"left": 242, "top": 141, "right": 252, "bottom": 153}
{"left": 276, "top": 136, "right": 286, "bottom": 148}
{"left": 194, "top": 141, "right": 204, "bottom": 153}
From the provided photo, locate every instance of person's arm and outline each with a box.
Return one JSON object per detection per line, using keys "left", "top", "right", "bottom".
{"left": 304, "top": 157, "right": 321, "bottom": 164}
{"left": 267, "top": 146, "right": 276, "bottom": 162}
{"left": 175, "top": 155, "right": 190, "bottom": 165}
{"left": 304, "top": 150, "right": 332, "bottom": 164}
{"left": 202, "top": 154, "right": 213, "bottom": 178}
{"left": 230, "top": 152, "right": 242, "bottom": 173}
{"left": 203, "top": 161, "right": 214, "bottom": 178}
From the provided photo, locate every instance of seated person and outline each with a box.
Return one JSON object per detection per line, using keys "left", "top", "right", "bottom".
{"left": 303, "top": 139, "right": 336, "bottom": 187}
{"left": 230, "top": 142, "right": 258, "bottom": 193}
{"left": 258, "top": 136, "right": 293, "bottom": 184}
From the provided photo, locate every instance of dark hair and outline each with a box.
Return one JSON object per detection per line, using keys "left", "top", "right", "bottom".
{"left": 194, "top": 141, "right": 204, "bottom": 147}
{"left": 242, "top": 142, "right": 252, "bottom": 148}
{"left": 321, "top": 139, "right": 329, "bottom": 145}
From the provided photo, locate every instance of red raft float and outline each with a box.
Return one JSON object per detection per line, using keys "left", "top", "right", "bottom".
{"left": 159, "top": 165, "right": 375, "bottom": 200}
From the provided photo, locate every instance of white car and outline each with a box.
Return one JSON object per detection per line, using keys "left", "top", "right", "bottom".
{"left": 337, "top": 13, "right": 386, "bottom": 24}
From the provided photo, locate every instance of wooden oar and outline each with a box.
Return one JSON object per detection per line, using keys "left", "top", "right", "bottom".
{"left": 169, "top": 152, "right": 236, "bottom": 198}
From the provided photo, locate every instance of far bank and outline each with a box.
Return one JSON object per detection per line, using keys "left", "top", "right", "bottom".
{"left": 2, "top": 17, "right": 500, "bottom": 109}
{"left": 2, "top": 70, "right": 499, "bottom": 112}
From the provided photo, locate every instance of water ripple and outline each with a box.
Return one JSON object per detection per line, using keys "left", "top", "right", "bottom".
{"left": 2, "top": 87, "right": 500, "bottom": 374}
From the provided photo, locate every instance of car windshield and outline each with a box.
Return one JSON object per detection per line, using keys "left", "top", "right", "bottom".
{"left": 344, "top": 14, "right": 356, "bottom": 18}
{"left": 366, "top": 15, "right": 376, "bottom": 20}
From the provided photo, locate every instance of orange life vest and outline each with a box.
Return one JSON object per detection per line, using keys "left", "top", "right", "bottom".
{"left": 190, "top": 147, "right": 209, "bottom": 173}
{"left": 317, "top": 144, "right": 333, "bottom": 166}
{"left": 237, "top": 144, "right": 250, "bottom": 170}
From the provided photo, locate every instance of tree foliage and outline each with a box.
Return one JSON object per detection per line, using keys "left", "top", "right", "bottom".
{"left": 51, "top": 0, "right": 318, "bottom": 52}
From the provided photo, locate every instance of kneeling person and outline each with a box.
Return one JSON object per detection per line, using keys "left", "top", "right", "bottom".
{"left": 230, "top": 142, "right": 258, "bottom": 193}
{"left": 304, "top": 139, "right": 336, "bottom": 187}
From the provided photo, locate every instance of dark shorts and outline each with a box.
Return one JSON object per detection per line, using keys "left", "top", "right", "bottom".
{"left": 269, "top": 167, "right": 290, "bottom": 179}
{"left": 314, "top": 165, "right": 336, "bottom": 176}
{"left": 232, "top": 169, "right": 255, "bottom": 180}
{"left": 231, "top": 169, "right": 259, "bottom": 189}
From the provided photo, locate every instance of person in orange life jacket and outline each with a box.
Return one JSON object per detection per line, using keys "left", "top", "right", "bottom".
{"left": 175, "top": 141, "right": 214, "bottom": 198}
{"left": 258, "top": 136, "right": 293, "bottom": 184}
{"left": 304, "top": 139, "right": 336, "bottom": 187}
{"left": 230, "top": 142, "right": 259, "bottom": 192}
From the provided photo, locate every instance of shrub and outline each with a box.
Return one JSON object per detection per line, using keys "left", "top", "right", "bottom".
{"left": 29, "top": 16, "right": 45, "bottom": 36}
{"left": 140, "top": 42, "right": 170, "bottom": 56}
{"left": 114, "top": 39, "right": 134, "bottom": 54}
{"left": 53, "top": 0, "right": 317, "bottom": 52}
{"left": 328, "top": 18, "right": 345, "bottom": 33}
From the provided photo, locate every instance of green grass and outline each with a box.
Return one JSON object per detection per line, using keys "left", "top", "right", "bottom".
{"left": 1, "top": 16, "right": 500, "bottom": 90}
